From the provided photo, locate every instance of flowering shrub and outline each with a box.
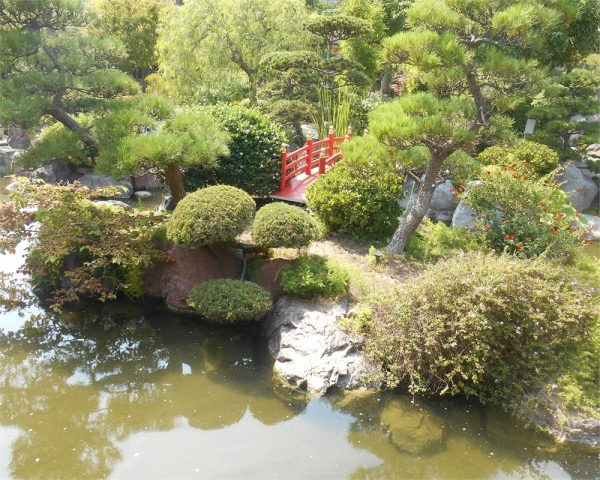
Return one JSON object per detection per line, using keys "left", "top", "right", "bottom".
{"left": 365, "top": 251, "right": 598, "bottom": 409}
{"left": 463, "top": 165, "right": 589, "bottom": 257}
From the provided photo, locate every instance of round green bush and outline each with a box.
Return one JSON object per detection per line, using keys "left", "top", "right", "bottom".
{"left": 167, "top": 185, "right": 255, "bottom": 247}
{"left": 478, "top": 140, "right": 559, "bottom": 177}
{"left": 365, "top": 251, "right": 598, "bottom": 408}
{"left": 305, "top": 161, "right": 403, "bottom": 240}
{"left": 187, "top": 279, "right": 273, "bottom": 323}
{"left": 278, "top": 255, "right": 350, "bottom": 299}
{"left": 253, "top": 202, "right": 318, "bottom": 248}
{"left": 182, "top": 104, "right": 285, "bottom": 196}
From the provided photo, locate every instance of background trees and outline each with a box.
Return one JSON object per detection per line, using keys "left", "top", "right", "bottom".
{"left": 0, "top": 0, "right": 139, "bottom": 149}
{"left": 156, "top": 0, "right": 311, "bottom": 105}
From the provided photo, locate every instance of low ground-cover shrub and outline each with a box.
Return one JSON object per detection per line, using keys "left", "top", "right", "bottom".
{"left": 478, "top": 140, "right": 559, "bottom": 178}
{"left": 182, "top": 104, "right": 285, "bottom": 197}
{"left": 306, "top": 160, "right": 403, "bottom": 240}
{"left": 364, "top": 251, "right": 598, "bottom": 411}
{"left": 404, "top": 219, "right": 483, "bottom": 262}
{"left": 253, "top": 202, "right": 318, "bottom": 248}
{"left": 187, "top": 279, "right": 272, "bottom": 323}
{"left": 167, "top": 185, "right": 255, "bottom": 248}
{"left": 278, "top": 255, "right": 350, "bottom": 299}
{"left": 464, "top": 165, "right": 589, "bottom": 257}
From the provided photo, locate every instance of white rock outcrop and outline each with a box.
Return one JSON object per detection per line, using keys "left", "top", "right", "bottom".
{"left": 263, "top": 296, "right": 381, "bottom": 395}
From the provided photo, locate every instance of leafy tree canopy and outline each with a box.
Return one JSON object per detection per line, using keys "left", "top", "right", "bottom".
{"left": 0, "top": 0, "right": 139, "bottom": 148}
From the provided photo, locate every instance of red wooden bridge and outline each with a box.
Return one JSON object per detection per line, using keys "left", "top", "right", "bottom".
{"left": 269, "top": 125, "right": 353, "bottom": 203}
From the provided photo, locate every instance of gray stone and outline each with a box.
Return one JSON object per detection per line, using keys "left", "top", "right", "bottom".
{"left": 429, "top": 180, "right": 456, "bottom": 211}
{"left": 31, "top": 160, "right": 81, "bottom": 185}
{"left": 263, "top": 296, "right": 381, "bottom": 395}
{"left": 78, "top": 173, "right": 133, "bottom": 199}
{"left": 0, "top": 147, "right": 18, "bottom": 177}
{"left": 133, "top": 190, "right": 152, "bottom": 198}
{"left": 556, "top": 164, "right": 599, "bottom": 212}
{"left": 301, "top": 124, "right": 319, "bottom": 140}
{"left": 452, "top": 200, "right": 477, "bottom": 228}
{"left": 7, "top": 127, "right": 31, "bottom": 149}
{"left": 156, "top": 196, "right": 176, "bottom": 212}
{"left": 92, "top": 200, "right": 133, "bottom": 211}
{"left": 582, "top": 214, "right": 600, "bottom": 240}
{"left": 380, "top": 398, "right": 446, "bottom": 454}
{"left": 132, "top": 173, "right": 162, "bottom": 191}
{"left": 427, "top": 209, "right": 455, "bottom": 223}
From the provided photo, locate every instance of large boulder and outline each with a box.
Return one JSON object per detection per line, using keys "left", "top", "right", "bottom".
{"left": 132, "top": 172, "right": 162, "bottom": 191}
{"left": 451, "top": 200, "right": 477, "bottom": 228}
{"left": 78, "top": 173, "right": 133, "bottom": 199}
{"left": 254, "top": 258, "right": 291, "bottom": 300}
{"left": 556, "top": 164, "right": 598, "bottom": 212}
{"left": 6, "top": 127, "right": 31, "bottom": 149}
{"left": 263, "top": 296, "right": 381, "bottom": 395}
{"left": 380, "top": 397, "right": 446, "bottom": 454}
{"left": 31, "top": 160, "right": 81, "bottom": 185}
{"left": 143, "top": 242, "right": 243, "bottom": 313}
{"left": 401, "top": 178, "right": 456, "bottom": 223}
{"left": 0, "top": 147, "right": 18, "bottom": 177}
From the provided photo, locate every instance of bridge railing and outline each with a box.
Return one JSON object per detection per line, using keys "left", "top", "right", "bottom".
{"left": 279, "top": 125, "right": 353, "bottom": 192}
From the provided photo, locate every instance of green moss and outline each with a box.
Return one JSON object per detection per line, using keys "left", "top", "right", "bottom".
{"left": 167, "top": 185, "right": 255, "bottom": 248}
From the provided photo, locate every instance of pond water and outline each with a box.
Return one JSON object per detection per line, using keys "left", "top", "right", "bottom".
{"left": 1, "top": 179, "right": 598, "bottom": 479}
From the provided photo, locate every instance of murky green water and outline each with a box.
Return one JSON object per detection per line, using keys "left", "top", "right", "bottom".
{"left": 1, "top": 179, "right": 599, "bottom": 479}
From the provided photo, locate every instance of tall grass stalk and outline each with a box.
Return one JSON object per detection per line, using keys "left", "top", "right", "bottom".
{"left": 311, "top": 87, "right": 352, "bottom": 139}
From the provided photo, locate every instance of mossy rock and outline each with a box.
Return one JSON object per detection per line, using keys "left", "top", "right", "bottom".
{"left": 187, "top": 279, "right": 272, "bottom": 323}
{"left": 167, "top": 185, "right": 255, "bottom": 248}
{"left": 253, "top": 202, "right": 318, "bottom": 248}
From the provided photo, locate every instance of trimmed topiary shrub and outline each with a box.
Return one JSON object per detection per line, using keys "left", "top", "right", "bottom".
{"left": 305, "top": 160, "right": 403, "bottom": 240}
{"left": 187, "top": 279, "right": 273, "bottom": 323}
{"left": 364, "top": 251, "right": 598, "bottom": 411}
{"left": 182, "top": 104, "right": 285, "bottom": 196}
{"left": 167, "top": 185, "right": 255, "bottom": 247}
{"left": 278, "top": 255, "right": 350, "bottom": 299}
{"left": 478, "top": 140, "right": 559, "bottom": 178}
{"left": 253, "top": 202, "right": 318, "bottom": 248}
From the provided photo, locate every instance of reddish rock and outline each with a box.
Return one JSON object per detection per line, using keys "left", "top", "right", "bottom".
{"left": 257, "top": 258, "right": 292, "bottom": 300}
{"left": 133, "top": 173, "right": 162, "bottom": 191}
{"left": 144, "top": 242, "right": 242, "bottom": 312}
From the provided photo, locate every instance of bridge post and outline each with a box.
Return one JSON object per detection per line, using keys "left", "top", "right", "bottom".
{"left": 280, "top": 143, "right": 288, "bottom": 192}
{"left": 347, "top": 125, "right": 352, "bottom": 139}
{"left": 305, "top": 132, "right": 313, "bottom": 175}
{"left": 328, "top": 125, "right": 335, "bottom": 157}
{"left": 319, "top": 147, "right": 327, "bottom": 175}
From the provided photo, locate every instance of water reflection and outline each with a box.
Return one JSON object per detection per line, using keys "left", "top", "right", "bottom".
{"left": 0, "top": 300, "right": 597, "bottom": 479}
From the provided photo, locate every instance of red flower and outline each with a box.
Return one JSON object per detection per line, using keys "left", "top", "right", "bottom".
{"left": 526, "top": 237, "right": 532, "bottom": 241}
{"left": 517, "top": 243, "right": 524, "bottom": 250}
{"left": 568, "top": 160, "right": 574, "bottom": 165}
{"left": 484, "top": 224, "right": 490, "bottom": 230}
{"left": 450, "top": 187, "right": 455, "bottom": 192}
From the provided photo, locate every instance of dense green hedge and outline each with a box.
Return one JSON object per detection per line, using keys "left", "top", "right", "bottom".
{"left": 278, "top": 255, "right": 350, "bottom": 299}
{"left": 187, "top": 279, "right": 272, "bottom": 323}
{"left": 364, "top": 251, "right": 598, "bottom": 410}
{"left": 182, "top": 104, "right": 285, "bottom": 196}
{"left": 253, "top": 202, "right": 318, "bottom": 248}
{"left": 306, "top": 161, "right": 403, "bottom": 240}
{"left": 167, "top": 185, "right": 255, "bottom": 247}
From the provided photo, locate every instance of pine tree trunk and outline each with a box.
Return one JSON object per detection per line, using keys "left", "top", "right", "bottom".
{"left": 165, "top": 163, "right": 186, "bottom": 206}
{"left": 380, "top": 70, "right": 391, "bottom": 95}
{"left": 386, "top": 153, "right": 448, "bottom": 254}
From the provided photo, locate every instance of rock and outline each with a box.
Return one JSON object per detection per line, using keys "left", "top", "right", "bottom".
{"left": 301, "top": 124, "right": 319, "bottom": 140}
{"left": 452, "top": 200, "right": 477, "bottom": 228}
{"left": 380, "top": 397, "right": 446, "bottom": 454}
{"left": 0, "top": 147, "right": 18, "bottom": 177}
{"left": 156, "top": 196, "right": 176, "bottom": 212}
{"left": 6, "top": 127, "right": 31, "bottom": 149}
{"left": 582, "top": 214, "right": 600, "bottom": 240}
{"left": 132, "top": 173, "right": 162, "bottom": 191}
{"left": 31, "top": 160, "right": 81, "bottom": 185}
{"left": 78, "top": 173, "right": 133, "bottom": 199}
{"left": 263, "top": 296, "right": 381, "bottom": 395}
{"left": 556, "top": 164, "right": 599, "bottom": 212}
{"left": 143, "top": 241, "right": 243, "bottom": 313}
{"left": 427, "top": 209, "right": 455, "bottom": 224}
{"left": 429, "top": 180, "right": 456, "bottom": 211}
{"left": 254, "top": 258, "right": 291, "bottom": 300}
{"left": 92, "top": 200, "right": 133, "bottom": 211}
{"left": 133, "top": 190, "right": 152, "bottom": 198}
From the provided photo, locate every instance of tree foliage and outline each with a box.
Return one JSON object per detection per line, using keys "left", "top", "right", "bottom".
{"left": 91, "top": 0, "right": 168, "bottom": 70}
{"left": 0, "top": 0, "right": 139, "bottom": 147}
{"left": 156, "top": 0, "right": 310, "bottom": 104}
